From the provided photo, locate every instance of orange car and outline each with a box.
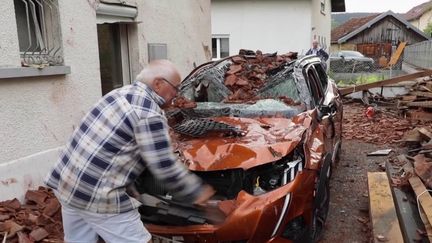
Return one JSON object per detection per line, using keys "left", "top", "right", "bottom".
{"left": 136, "top": 52, "right": 343, "bottom": 242}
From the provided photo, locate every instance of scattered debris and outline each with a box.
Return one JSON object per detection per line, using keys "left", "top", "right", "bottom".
{"left": 0, "top": 187, "right": 63, "bottom": 242}
{"left": 368, "top": 149, "right": 393, "bottom": 156}
{"left": 376, "top": 234, "right": 389, "bottom": 242}
{"left": 413, "top": 154, "right": 432, "bottom": 189}
{"left": 223, "top": 50, "right": 297, "bottom": 102}
{"left": 343, "top": 103, "right": 414, "bottom": 144}
{"left": 172, "top": 96, "right": 197, "bottom": 109}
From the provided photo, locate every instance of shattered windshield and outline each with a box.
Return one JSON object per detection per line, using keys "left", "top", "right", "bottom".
{"left": 177, "top": 52, "right": 303, "bottom": 118}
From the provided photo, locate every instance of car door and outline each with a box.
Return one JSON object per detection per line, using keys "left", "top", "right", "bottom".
{"left": 304, "top": 61, "right": 342, "bottom": 164}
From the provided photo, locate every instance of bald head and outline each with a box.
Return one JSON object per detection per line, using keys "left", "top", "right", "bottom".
{"left": 312, "top": 40, "right": 319, "bottom": 49}
{"left": 136, "top": 60, "right": 181, "bottom": 105}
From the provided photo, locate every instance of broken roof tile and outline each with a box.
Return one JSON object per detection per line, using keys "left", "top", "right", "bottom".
{"left": 29, "top": 227, "right": 49, "bottom": 241}
{"left": 226, "top": 64, "right": 243, "bottom": 75}
{"left": 224, "top": 74, "right": 237, "bottom": 86}
{"left": 17, "top": 231, "right": 33, "bottom": 243}
{"left": 25, "top": 190, "right": 48, "bottom": 205}
{"left": 43, "top": 198, "right": 60, "bottom": 217}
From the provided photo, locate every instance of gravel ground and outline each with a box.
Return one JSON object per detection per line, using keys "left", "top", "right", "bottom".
{"left": 320, "top": 139, "right": 401, "bottom": 243}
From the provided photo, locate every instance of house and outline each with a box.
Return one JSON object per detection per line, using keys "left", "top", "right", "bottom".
{"left": 0, "top": 0, "right": 211, "bottom": 200}
{"left": 330, "top": 11, "right": 430, "bottom": 60}
{"left": 404, "top": 0, "right": 432, "bottom": 33}
{"left": 211, "top": 0, "right": 346, "bottom": 59}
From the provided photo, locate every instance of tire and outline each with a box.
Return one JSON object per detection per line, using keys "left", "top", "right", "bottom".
{"left": 309, "top": 157, "right": 332, "bottom": 242}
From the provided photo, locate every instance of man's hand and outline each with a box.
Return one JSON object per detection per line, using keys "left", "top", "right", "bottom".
{"left": 193, "top": 184, "right": 216, "bottom": 206}
{"left": 126, "top": 183, "right": 142, "bottom": 202}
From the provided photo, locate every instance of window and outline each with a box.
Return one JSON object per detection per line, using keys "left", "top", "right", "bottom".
{"left": 306, "top": 67, "right": 324, "bottom": 106}
{"left": 320, "top": 0, "right": 326, "bottom": 15}
{"left": 212, "top": 35, "right": 230, "bottom": 60}
{"left": 97, "top": 24, "right": 132, "bottom": 95}
{"left": 13, "top": 0, "right": 63, "bottom": 66}
{"left": 313, "top": 64, "right": 328, "bottom": 92}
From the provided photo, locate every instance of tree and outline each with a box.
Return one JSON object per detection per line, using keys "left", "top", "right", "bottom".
{"left": 424, "top": 22, "right": 432, "bottom": 37}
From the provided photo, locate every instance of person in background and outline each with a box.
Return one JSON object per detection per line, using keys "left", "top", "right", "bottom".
{"left": 45, "top": 60, "right": 215, "bottom": 243}
{"left": 306, "top": 40, "right": 329, "bottom": 69}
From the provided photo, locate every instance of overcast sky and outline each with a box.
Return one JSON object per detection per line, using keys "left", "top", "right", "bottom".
{"left": 344, "top": 0, "right": 428, "bottom": 13}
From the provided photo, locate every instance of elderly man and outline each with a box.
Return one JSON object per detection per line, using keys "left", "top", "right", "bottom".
{"left": 306, "top": 40, "right": 329, "bottom": 63}
{"left": 45, "top": 60, "right": 214, "bottom": 243}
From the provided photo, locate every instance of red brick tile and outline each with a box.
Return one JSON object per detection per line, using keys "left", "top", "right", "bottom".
{"left": 224, "top": 75, "right": 237, "bottom": 86}
{"left": 43, "top": 199, "right": 60, "bottom": 217}
{"left": 1, "top": 198, "right": 21, "bottom": 210}
{"left": 29, "top": 228, "right": 49, "bottom": 241}
{"left": 25, "top": 190, "right": 48, "bottom": 205}
{"left": 17, "top": 231, "right": 33, "bottom": 243}
{"left": 226, "top": 65, "right": 242, "bottom": 75}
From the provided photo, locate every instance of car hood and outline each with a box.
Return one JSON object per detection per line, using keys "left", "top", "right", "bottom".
{"left": 172, "top": 112, "right": 313, "bottom": 171}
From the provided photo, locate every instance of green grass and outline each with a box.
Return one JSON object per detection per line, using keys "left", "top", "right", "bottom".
{"left": 335, "top": 73, "right": 386, "bottom": 87}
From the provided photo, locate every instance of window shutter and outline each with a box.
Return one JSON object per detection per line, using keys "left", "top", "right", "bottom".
{"left": 96, "top": 2, "right": 138, "bottom": 24}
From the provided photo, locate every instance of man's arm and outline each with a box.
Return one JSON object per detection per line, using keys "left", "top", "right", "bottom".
{"left": 321, "top": 49, "right": 329, "bottom": 61}
{"left": 134, "top": 115, "right": 213, "bottom": 203}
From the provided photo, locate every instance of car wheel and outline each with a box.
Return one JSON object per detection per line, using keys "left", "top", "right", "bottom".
{"left": 310, "top": 161, "right": 331, "bottom": 242}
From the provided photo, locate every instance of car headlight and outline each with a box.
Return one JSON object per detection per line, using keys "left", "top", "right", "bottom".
{"left": 248, "top": 149, "right": 304, "bottom": 196}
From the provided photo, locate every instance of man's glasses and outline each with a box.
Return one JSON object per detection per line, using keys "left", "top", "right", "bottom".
{"left": 160, "top": 77, "right": 180, "bottom": 92}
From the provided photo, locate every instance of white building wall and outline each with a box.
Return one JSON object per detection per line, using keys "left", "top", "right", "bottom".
{"left": 211, "top": 0, "right": 313, "bottom": 55}
{"left": 0, "top": 0, "right": 102, "bottom": 164}
{"left": 0, "top": 0, "right": 211, "bottom": 167}
{"left": 132, "top": 0, "right": 212, "bottom": 78}
{"left": 311, "top": 0, "right": 332, "bottom": 52}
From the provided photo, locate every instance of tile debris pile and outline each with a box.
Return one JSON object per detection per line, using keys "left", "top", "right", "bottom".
{"left": 343, "top": 102, "right": 415, "bottom": 144}
{"left": 0, "top": 187, "right": 63, "bottom": 242}
{"left": 397, "top": 79, "right": 432, "bottom": 122}
{"left": 400, "top": 126, "right": 432, "bottom": 189}
{"left": 223, "top": 50, "right": 297, "bottom": 102}
{"left": 385, "top": 127, "right": 432, "bottom": 240}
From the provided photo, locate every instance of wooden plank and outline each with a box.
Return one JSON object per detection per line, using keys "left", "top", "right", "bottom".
{"left": 403, "top": 162, "right": 432, "bottom": 241}
{"left": 408, "top": 176, "right": 432, "bottom": 227}
{"left": 386, "top": 162, "right": 430, "bottom": 242}
{"left": 407, "top": 110, "right": 432, "bottom": 122}
{"left": 340, "top": 70, "right": 432, "bottom": 95}
{"left": 368, "top": 172, "right": 404, "bottom": 243}
{"left": 409, "top": 91, "right": 432, "bottom": 99}
{"left": 407, "top": 100, "right": 432, "bottom": 109}
{"left": 388, "top": 42, "right": 407, "bottom": 66}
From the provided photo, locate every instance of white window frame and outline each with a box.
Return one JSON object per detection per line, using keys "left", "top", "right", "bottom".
{"left": 119, "top": 24, "right": 132, "bottom": 85}
{"left": 212, "top": 34, "right": 230, "bottom": 60}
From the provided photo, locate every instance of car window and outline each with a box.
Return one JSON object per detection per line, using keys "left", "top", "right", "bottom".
{"left": 306, "top": 67, "right": 324, "bottom": 106}
{"left": 313, "top": 64, "right": 328, "bottom": 92}
{"left": 259, "top": 73, "right": 300, "bottom": 101}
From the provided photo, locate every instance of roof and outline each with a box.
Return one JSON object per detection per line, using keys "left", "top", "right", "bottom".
{"left": 331, "top": 14, "right": 379, "bottom": 43}
{"left": 331, "top": 0, "right": 345, "bottom": 12}
{"left": 404, "top": 0, "right": 432, "bottom": 21}
{"left": 332, "top": 10, "right": 431, "bottom": 44}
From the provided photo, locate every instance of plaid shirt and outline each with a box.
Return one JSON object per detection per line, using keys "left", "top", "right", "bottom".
{"left": 45, "top": 81, "right": 203, "bottom": 214}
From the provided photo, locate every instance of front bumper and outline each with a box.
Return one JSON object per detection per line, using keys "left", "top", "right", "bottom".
{"left": 144, "top": 170, "right": 316, "bottom": 242}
